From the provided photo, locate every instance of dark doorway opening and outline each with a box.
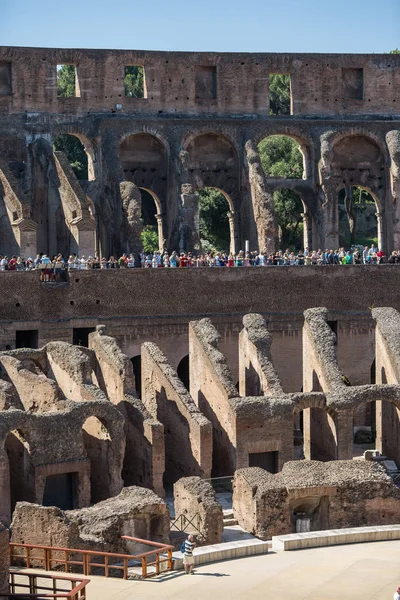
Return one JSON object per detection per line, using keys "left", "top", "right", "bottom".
{"left": 15, "top": 330, "right": 38, "bottom": 349}
{"left": 249, "top": 451, "right": 278, "bottom": 473}
{"left": 73, "top": 327, "right": 95, "bottom": 347}
{"left": 131, "top": 355, "right": 142, "bottom": 398}
{"left": 42, "top": 472, "right": 78, "bottom": 510}
{"left": 177, "top": 355, "right": 189, "bottom": 391}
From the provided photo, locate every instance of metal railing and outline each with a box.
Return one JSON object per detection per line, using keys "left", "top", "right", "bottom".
{"left": 7, "top": 571, "right": 89, "bottom": 599}
{"left": 10, "top": 537, "right": 174, "bottom": 580}
{"left": 170, "top": 513, "right": 202, "bottom": 534}
{"left": 204, "top": 476, "right": 233, "bottom": 494}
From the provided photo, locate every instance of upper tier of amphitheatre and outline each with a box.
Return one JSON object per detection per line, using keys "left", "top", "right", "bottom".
{"left": 0, "top": 47, "right": 399, "bottom": 261}
{"left": 0, "top": 47, "right": 399, "bottom": 117}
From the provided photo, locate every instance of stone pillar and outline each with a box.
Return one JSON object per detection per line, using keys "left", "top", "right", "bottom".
{"left": 375, "top": 211, "right": 384, "bottom": 252}
{"left": 12, "top": 218, "right": 37, "bottom": 258}
{"left": 227, "top": 211, "right": 236, "bottom": 254}
{"left": 155, "top": 213, "right": 166, "bottom": 252}
{"left": 0, "top": 522, "right": 9, "bottom": 599}
{"left": 0, "top": 450, "right": 10, "bottom": 527}
{"left": 335, "top": 410, "right": 353, "bottom": 460}
{"left": 180, "top": 185, "right": 200, "bottom": 252}
{"left": 386, "top": 130, "right": 400, "bottom": 249}
{"left": 302, "top": 210, "right": 313, "bottom": 250}
{"left": 70, "top": 217, "right": 97, "bottom": 257}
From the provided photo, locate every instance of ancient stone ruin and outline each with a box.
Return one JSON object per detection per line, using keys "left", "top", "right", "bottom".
{"left": 0, "top": 48, "right": 399, "bottom": 258}
{"left": 2, "top": 306, "right": 400, "bottom": 543}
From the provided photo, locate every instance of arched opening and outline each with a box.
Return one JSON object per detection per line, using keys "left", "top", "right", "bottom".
{"left": 258, "top": 135, "right": 307, "bottom": 180}
{"left": 82, "top": 416, "right": 112, "bottom": 504}
{"left": 131, "top": 355, "right": 142, "bottom": 398}
{"left": 186, "top": 133, "right": 239, "bottom": 252}
{"left": 338, "top": 186, "right": 378, "bottom": 248}
{"left": 177, "top": 355, "right": 189, "bottom": 391}
{"left": 332, "top": 135, "right": 385, "bottom": 250}
{"left": 139, "top": 188, "right": 161, "bottom": 253}
{"left": 199, "top": 187, "right": 232, "bottom": 252}
{"left": 120, "top": 134, "right": 167, "bottom": 252}
{"left": 53, "top": 133, "right": 92, "bottom": 181}
{"left": 5, "top": 430, "right": 35, "bottom": 515}
{"left": 272, "top": 189, "right": 305, "bottom": 250}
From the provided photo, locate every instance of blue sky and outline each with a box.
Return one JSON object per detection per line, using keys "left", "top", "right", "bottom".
{"left": 1, "top": 0, "right": 399, "bottom": 53}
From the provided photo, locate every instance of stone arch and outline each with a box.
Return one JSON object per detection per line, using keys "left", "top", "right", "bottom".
{"left": 256, "top": 133, "right": 311, "bottom": 180}
{"left": 53, "top": 132, "right": 97, "bottom": 181}
{"left": 120, "top": 133, "right": 168, "bottom": 250}
{"left": 337, "top": 183, "right": 380, "bottom": 248}
{"left": 270, "top": 187, "right": 306, "bottom": 250}
{"left": 184, "top": 133, "right": 240, "bottom": 252}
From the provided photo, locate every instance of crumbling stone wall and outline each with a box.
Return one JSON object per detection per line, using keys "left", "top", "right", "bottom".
{"left": 239, "top": 314, "right": 284, "bottom": 397}
{"left": 11, "top": 486, "right": 170, "bottom": 554}
{"left": 233, "top": 461, "right": 400, "bottom": 540}
{"left": 189, "top": 318, "right": 239, "bottom": 476}
{"left": 88, "top": 327, "right": 165, "bottom": 496}
{"left": 0, "top": 521, "right": 8, "bottom": 598}
{"left": 141, "top": 342, "right": 212, "bottom": 486}
{"left": 174, "top": 477, "right": 223, "bottom": 545}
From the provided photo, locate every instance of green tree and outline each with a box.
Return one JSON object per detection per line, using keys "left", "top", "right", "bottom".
{"left": 140, "top": 225, "right": 159, "bottom": 253}
{"left": 389, "top": 48, "right": 399, "bottom": 54}
{"left": 199, "top": 187, "right": 231, "bottom": 251}
{"left": 53, "top": 134, "right": 88, "bottom": 180}
{"left": 258, "top": 135, "right": 304, "bottom": 248}
{"left": 269, "top": 74, "right": 291, "bottom": 116}
{"left": 124, "top": 66, "right": 145, "bottom": 98}
{"left": 57, "top": 64, "right": 76, "bottom": 97}
{"left": 258, "top": 135, "right": 303, "bottom": 179}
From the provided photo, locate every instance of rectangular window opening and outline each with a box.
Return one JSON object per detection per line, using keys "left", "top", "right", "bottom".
{"left": 73, "top": 327, "right": 95, "bottom": 348}
{"left": 124, "top": 66, "right": 146, "bottom": 98}
{"left": 57, "top": 64, "right": 80, "bottom": 98}
{"left": 195, "top": 66, "right": 217, "bottom": 101}
{"left": 0, "top": 62, "right": 12, "bottom": 95}
{"left": 15, "top": 330, "right": 39, "bottom": 349}
{"left": 249, "top": 451, "right": 279, "bottom": 473}
{"left": 342, "top": 68, "right": 364, "bottom": 100}
{"left": 269, "top": 74, "right": 291, "bottom": 116}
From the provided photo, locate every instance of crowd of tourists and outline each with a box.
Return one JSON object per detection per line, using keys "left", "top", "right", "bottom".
{"left": 0, "top": 244, "right": 398, "bottom": 278}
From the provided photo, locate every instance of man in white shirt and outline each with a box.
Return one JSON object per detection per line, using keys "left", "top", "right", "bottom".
{"left": 393, "top": 586, "right": 400, "bottom": 600}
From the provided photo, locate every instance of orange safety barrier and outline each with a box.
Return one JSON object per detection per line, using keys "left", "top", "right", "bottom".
{"left": 9, "top": 536, "right": 174, "bottom": 580}
{"left": 8, "top": 570, "right": 89, "bottom": 599}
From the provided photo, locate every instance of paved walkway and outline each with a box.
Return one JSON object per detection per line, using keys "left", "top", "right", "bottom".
{"left": 81, "top": 539, "right": 400, "bottom": 599}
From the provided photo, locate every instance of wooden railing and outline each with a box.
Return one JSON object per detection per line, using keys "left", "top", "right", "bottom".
{"left": 9, "top": 536, "right": 174, "bottom": 580}
{"left": 121, "top": 536, "right": 174, "bottom": 578}
{"left": 8, "top": 570, "right": 89, "bottom": 599}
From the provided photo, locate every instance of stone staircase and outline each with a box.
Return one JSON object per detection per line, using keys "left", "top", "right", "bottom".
{"left": 223, "top": 509, "right": 238, "bottom": 527}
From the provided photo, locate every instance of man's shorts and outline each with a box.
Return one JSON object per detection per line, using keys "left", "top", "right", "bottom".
{"left": 183, "top": 554, "right": 194, "bottom": 566}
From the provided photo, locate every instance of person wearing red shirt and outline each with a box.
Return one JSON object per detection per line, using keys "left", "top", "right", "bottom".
{"left": 8, "top": 256, "right": 17, "bottom": 271}
{"left": 179, "top": 253, "right": 188, "bottom": 268}
{"left": 376, "top": 249, "right": 386, "bottom": 263}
